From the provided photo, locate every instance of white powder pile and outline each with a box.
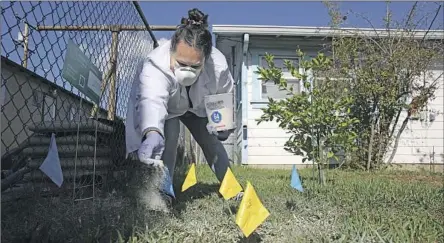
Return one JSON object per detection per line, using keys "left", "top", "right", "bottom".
{"left": 135, "top": 165, "right": 170, "bottom": 213}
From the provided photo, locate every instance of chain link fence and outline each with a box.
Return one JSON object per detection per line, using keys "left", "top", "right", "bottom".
{"left": 1, "top": 1, "right": 160, "bottom": 201}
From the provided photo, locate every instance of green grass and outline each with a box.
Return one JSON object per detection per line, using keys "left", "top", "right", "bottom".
{"left": 2, "top": 165, "right": 443, "bottom": 243}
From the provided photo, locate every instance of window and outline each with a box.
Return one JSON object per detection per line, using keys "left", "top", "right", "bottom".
{"left": 259, "top": 56, "right": 300, "bottom": 99}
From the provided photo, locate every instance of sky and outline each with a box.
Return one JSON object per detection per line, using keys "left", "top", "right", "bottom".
{"left": 1, "top": 1, "right": 442, "bottom": 119}
{"left": 139, "top": 1, "right": 443, "bottom": 40}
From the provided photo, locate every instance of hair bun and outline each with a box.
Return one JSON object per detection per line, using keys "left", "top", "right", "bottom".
{"left": 180, "top": 8, "right": 208, "bottom": 28}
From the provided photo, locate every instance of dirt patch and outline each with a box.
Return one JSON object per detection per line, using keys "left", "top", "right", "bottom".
{"left": 1, "top": 164, "right": 174, "bottom": 243}
{"left": 130, "top": 165, "right": 171, "bottom": 213}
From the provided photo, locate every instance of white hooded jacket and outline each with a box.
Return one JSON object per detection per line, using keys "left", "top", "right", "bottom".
{"left": 125, "top": 40, "right": 234, "bottom": 158}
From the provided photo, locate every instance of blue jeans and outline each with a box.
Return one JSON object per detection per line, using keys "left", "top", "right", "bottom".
{"left": 161, "top": 112, "right": 231, "bottom": 197}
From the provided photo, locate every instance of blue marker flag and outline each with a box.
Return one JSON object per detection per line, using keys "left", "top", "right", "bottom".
{"left": 162, "top": 166, "right": 176, "bottom": 198}
{"left": 290, "top": 165, "right": 304, "bottom": 192}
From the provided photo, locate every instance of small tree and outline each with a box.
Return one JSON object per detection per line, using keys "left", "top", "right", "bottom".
{"left": 325, "top": 2, "right": 444, "bottom": 169}
{"left": 255, "top": 51, "right": 359, "bottom": 184}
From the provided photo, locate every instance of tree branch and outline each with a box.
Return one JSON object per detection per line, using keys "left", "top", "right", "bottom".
{"left": 387, "top": 116, "right": 410, "bottom": 164}
{"left": 404, "top": 1, "right": 418, "bottom": 30}
{"left": 348, "top": 11, "right": 389, "bottom": 55}
{"left": 422, "top": 4, "right": 442, "bottom": 41}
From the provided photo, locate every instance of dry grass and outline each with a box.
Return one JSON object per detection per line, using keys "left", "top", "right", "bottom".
{"left": 1, "top": 165, "right": 443, "bottom": 243}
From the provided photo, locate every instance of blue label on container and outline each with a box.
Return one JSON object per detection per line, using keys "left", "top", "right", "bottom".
{"left": 211, "top": 111, "right": 222, "bottom": 123}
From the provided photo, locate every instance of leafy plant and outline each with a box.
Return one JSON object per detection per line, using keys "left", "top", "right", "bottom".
{"left": 255, "top": 51, "right": 359, "bottom": 183}
{"left": 324, "top": 1, "right": 444, "bottom": 169}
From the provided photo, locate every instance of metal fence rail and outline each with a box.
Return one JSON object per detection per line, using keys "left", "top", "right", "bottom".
{"left": 1, "top": 1, "right": 157, "bottom": 201}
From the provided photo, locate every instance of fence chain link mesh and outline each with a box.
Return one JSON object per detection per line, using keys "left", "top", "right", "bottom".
{"left": 1, "top": 1, "right": 157, "bottom": 202}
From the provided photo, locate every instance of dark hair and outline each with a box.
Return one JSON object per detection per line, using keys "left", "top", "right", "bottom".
{"left": 170, "top": 8, "right": 212, "bottom": 60}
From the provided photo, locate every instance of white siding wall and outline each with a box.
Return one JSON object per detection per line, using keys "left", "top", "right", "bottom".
{"left": 388, "top": 68, "right": 444, "bottom": 164}
{"left": 246, "top": 49, "right": 297, "bottom": 165}
{"left": 246, "top": 74, "right": 444, "bottom": 165}
{"left": 243, "top": 37, "right": 444, "bottom": 165}
{"left": 245, "top": 37, "right": 328, "bottom": 165}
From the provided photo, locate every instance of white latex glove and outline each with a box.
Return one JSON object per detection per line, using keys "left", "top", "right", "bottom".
{"left": 206, "top": 123, "right": 219, "bottom": 136}
{"left": 138, "top": 131, "right": 165, "bottom": 167}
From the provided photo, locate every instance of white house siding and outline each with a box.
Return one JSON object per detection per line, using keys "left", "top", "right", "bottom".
{"left": 388, "top": 66, "right": 444, "bottom": 164}
{"left": 246, "top": 37, "right": 443, "bottom": 166}
{"left": 245, "top": 36, "right": 329, "bottom": 165}
{"left": 213, "top": 30, "right": 443, "bottom": 166}
{"left": 246, "top": 108, "right": 299, "bottom": 164}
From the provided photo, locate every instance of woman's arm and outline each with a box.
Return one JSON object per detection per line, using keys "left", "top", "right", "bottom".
{"left": 136, "top": 62, "right": 171, "bottom": 138}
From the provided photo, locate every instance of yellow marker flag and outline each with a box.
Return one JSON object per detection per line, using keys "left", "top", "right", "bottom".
{"left": 219, "top": 167, "right": 243, "bottom": 200}
{"left": 181, "top": 163, "right": 197, "bottom": 192}
{"left": 235, "top": 181, "right": 270, "bottom": 238}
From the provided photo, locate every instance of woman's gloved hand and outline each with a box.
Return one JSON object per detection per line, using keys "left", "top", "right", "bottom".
{"left": 206, "top": 124, "right": 234, "bottom": 141}
{"left": 138, "top": 131, "right": 165, "bottom": 166}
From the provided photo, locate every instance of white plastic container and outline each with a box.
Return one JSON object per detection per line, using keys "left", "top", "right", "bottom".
{"left": 204, "top": 93, "right": 235, "bottom": 132}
